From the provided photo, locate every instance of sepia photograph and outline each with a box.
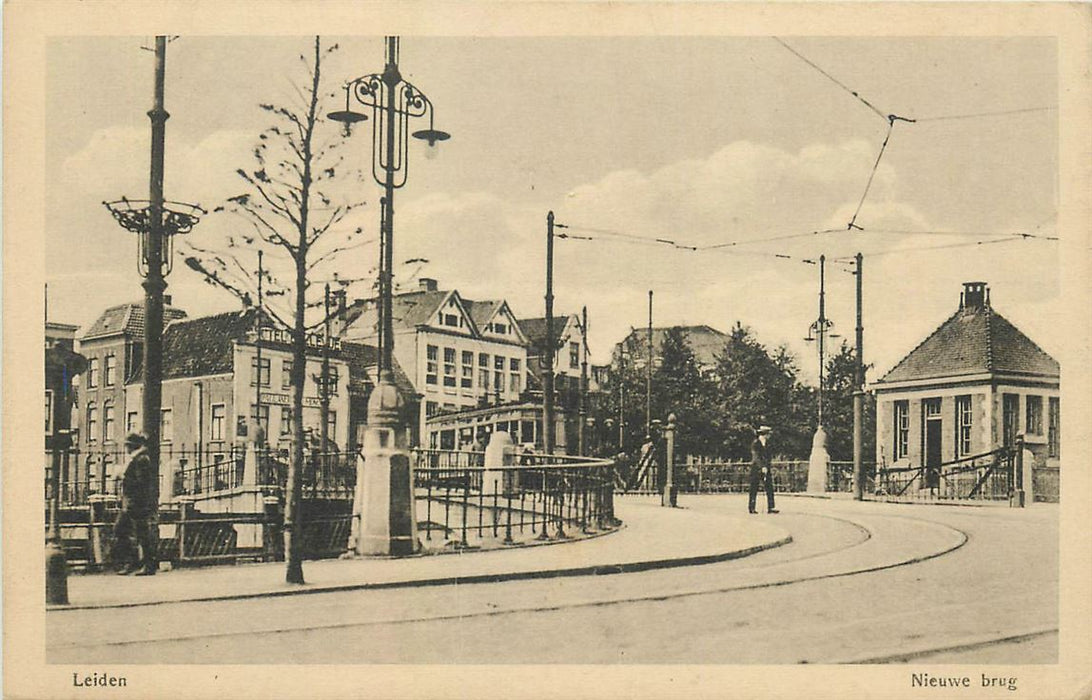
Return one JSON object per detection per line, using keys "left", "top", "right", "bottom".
{"left": 6, "top": 2, "right": 1091, "bottom": 699}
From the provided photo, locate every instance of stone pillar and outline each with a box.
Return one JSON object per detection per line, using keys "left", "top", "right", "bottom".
{"left": 355, "top": 376, "right": 417, "bottom": 556}
{"left": 1022, "top": 447, "right": 1035, "bottom": 505}
{"left": 242, "top": 439, "right": 259, "bottom": 487}
{"left": 807, "top": 426, "right": 829, "bottom": 494}
{"left": 484, "top": 430, "right": 516, "bottom": 494}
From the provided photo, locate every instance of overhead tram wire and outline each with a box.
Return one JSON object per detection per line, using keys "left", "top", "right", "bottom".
{"left": 772, "top": 37, "right": 890, "bottom": 123}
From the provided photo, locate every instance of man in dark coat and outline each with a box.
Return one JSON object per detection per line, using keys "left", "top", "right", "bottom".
{"left": 748, "top": 425, "right": 779, "bottom": 514}
{"left": 113, "top": 432, "right": 157, "bottom": 575}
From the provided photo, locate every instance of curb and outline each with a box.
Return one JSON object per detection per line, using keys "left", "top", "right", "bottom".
{"left": 48, "top": 533, "right": 793, "bottom": 613}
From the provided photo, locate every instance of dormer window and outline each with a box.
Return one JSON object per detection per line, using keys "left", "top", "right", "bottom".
{"left": 493, "top": 323, "right": 507, "bottom": 335}
{"left": 443, "top": 313, "right": 460, "bottom": 327}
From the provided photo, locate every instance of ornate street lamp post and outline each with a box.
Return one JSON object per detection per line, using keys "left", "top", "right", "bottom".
{"left": 804, "top": 255, "right": 839, "bottom": 493}
{"left": 330, "top": 36, "right": 448, "bottom": 556}
{"left": 104, "top": 37, "right": 202, "bottom": 561}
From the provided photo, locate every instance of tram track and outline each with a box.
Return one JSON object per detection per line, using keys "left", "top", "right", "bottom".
{"left": 50, "top": 510, "right": 969, "bottom": 654}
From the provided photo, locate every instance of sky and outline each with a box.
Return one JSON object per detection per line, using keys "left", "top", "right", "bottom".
{"left": 45, "top": 35, "right": 1059, "bottom": 382}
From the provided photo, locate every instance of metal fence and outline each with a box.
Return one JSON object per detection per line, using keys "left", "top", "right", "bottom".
{"left": 683, "top": 460, "right": 860, "bottom": 494}
{"left": 46, "top": 445, "right": 616, "bottom": 570}
{"left": 45, "top": 443, "right": 357, "bottom": 507}
{"left": 413, "top": 450, "right": 616, "bottom": 547}
{"left": 873, "top": 447, "right": 1013, "bottom": 501}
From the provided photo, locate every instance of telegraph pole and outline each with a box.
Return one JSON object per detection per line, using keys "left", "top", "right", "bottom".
{"left": 544, "top": 211, "right": 556, "bottom": 455}
{"left": 320, "top": 283, "right": 332, "bottom": 455}
{"left": 578, "top": 306, "right": 588, "bottom": 456}
{"left": 853, "top": 252, "right": 865, "bottom": 500}
{"left": 142, "top": 36, "right": 169, "bottom": 522}
{"left": 254, "top": 249, "right": 264, "bottom": 444}
{"left": 646, "top": 290, "right": 653, "bottom": 439}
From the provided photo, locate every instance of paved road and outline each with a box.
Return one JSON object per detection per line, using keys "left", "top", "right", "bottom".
{"left": 48, "top": 495, "right": 1057, "bottom": 665}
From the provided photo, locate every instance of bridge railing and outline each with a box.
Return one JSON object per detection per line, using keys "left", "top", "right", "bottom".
{"left": 411, "top": 449, "right": 616, "bottom": 547}
{"left": 873, "top": 447, "right": 1013, "bottom": 501}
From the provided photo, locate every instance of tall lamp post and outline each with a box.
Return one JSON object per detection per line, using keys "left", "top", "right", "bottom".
{"left": 330, "top": 36, "right": 448, "bottom": 556}
{"left": 104, "top": 36, "right": 203, "bottom": 549}
{"left": 804, "top": 255, "right": 839, "bottom": 493}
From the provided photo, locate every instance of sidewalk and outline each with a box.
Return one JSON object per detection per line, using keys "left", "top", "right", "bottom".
{"left": 52, "top": 500, "right": 791, "bottom": 610}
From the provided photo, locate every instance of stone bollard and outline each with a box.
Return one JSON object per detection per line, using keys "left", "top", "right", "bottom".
{"left": 356, "top": 377, "right": 417, "bottom": 556}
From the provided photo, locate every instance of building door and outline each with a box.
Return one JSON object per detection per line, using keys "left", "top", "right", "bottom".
{"left": 923, "top": 398, "right": 942, "bottom": 488}
{"left": 1003, "top": 393, "right": 1020, "bottom": 447}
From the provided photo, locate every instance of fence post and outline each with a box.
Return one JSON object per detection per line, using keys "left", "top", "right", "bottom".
{"left": 1011, "top": 435, "right": 1026, "bottom": 508}
{"left": 662, "top": 413, "right": 677, "bottom": 507}
{"left": 262, "top": 495, "right": 283, "bottom": 561}
{"left": 176, "top": 496, "right": 194, "bottom": 563}
{"left": 87, "top": 493, "right": 117, "bottom": 571}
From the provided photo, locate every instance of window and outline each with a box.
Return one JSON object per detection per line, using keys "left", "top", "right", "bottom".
{"left": 478, "top": 353, "right": 490, "bottom": 390}
{"left": 426, "top": 345, "right": 438, "bottom": 385}
{"left": 86, "top": 404, "right": 98, "bottom": 441}
{"left": 924, "top": 398, "right": 941, "bottom": 417}
{"left": 45, "top": 390, "right": 54, "bottom": 435}
{"left": 570, "top": 342, "right": 580, "bottom": 369}
{"left": 87, "top": 358, "right": 99, "bottom": 388}
{"left": 281, "top": 407, "right": 294, "bottom": 435}
{"left": 160, "top": 408, "right": 173, "bottom": 442}
{"left": 443, "top": 347, "right": 457, "bottom": 387}
{"left": 955, "top": 395, "right": 972, "bottom": 457}
{"left": 509, "top": 371, "right": 521, "bottom": 394}
{"left": 250, "top": 404, "right": 270, "bottom": 435}
{"left": 316, "top": 366, "right": 339, "bottom": 395}
{"left": 282, "top": 359, "right": 293, "bottom": 388}
{"left": 493, "top": 322, "right": 507, "bottom": 335}
{"left": 211, "top": 404, "right": 226, "bottom": 440}
{"left": 126, "top": 411, "right": 138, "bottom": 434}
{"left": 251, "top": 356, "right": 271, "bottom": 387}
{"left": 103, "top": 404, "right": 116, "bottom": 441}
{"left": 461, "top": 350, "right": 473, "bottom": 389}
{"left": 327, "top": 410, "right": 337, "bottom": 439}
{"left": 510, "top": 357, "right": 522, "bottom": 393}
{"left": 894, "top": 400, "right": 909, "bottom": 460}
{"left": 443, "top": 313, "right": 460, "bottom": 327}
{"left": 510, "top": 358, "right": 521, "bottom": 372}
{"left": 426, "top": 401, "right": 439, "bottom": 417}
{"left": 1048, "top": 397, "right": 1060, "bottom": 458}
{"left": 1025, "top": 395, "right": 1043, "bottom": 435}
{"left": 104, "top": 354, "right": 117, "bottom": 386}
{"left": 494, "top": 356, "right": 505, "bottom": 393}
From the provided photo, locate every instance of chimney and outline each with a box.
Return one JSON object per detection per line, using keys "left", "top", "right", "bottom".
{"left": 962, "top": 282, "right": 988, "bottom": 311}
{"left": 419, "top": 278, "right": 438, "bottom": 292}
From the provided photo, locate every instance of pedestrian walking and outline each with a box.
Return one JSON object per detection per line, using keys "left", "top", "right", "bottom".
{"left": 113, "top": 432, "right": 158, "bottom": 575}
{"left": 748, "top": 425, "right": 779, "bottom": 514}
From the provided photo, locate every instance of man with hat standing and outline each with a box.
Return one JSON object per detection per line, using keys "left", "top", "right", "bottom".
{"left": 114, "top": 433, "right": 157, "bottom": 575}
{"left": 749, "top": 426, "right": 779, "bottom": 514}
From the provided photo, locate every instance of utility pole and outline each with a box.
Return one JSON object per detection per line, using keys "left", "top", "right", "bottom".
{"left": 320, "top": 284, "right": 332, "bottom": 455}
{"left": 817, "top": 255, "right": 828, "bottom": 426}
{"left": 853, "top": 252, "right": 865, "bottom": 500}
{"left": 646, "top": 290, "right": 653, "bottom": 439}
{"left": 617, "top": 348, "right": 626, "bottom": 452}
{"left": 578, "top": 306, "right": 588, "bottom": 456}
{"left": 544, "top": 211, "right": 556, "bottom": 455}
{"left": 254, "top": 249, "right": 264, "bottom": 444}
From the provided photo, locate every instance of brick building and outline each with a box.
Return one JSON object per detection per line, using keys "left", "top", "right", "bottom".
{"left": 872, "top": 282, "right": 1060, "bottom": 484}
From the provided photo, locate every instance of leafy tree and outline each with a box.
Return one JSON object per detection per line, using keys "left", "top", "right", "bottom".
{"left": 183, "top": 37, "right": 368, "bottom": 584}
{"left": 652, "top": 327, "right": 717, "bottom": 459}
{"left": 821, "top": 341, "right": 875, "bottom": 466}
{"left": 712, "top": 323, "right": 814, "bottom": 460}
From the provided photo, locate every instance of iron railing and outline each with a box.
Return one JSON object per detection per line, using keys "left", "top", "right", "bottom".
{"left": 682, "top": 460, "right": 863, "bottom": 494}
{"left": 412, "top": 450, "right": 616, "bottom": 547}
{"left": 46, "top": 445, "right": 617, "bottom": 569}
{"left": 873, "top": 446, "right": 1013, "bottom": 501}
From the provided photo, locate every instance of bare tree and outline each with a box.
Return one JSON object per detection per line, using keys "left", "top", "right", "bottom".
{"left": 184, "top": 36, "right": 369, "bottom": 584}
